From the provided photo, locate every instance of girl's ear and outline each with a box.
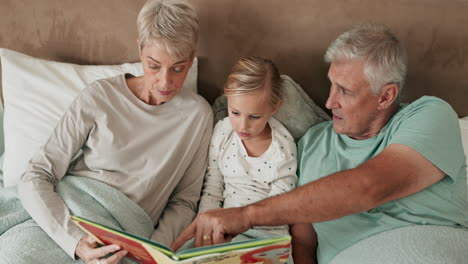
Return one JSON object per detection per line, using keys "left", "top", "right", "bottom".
{"left": 272, "top": 99, "right": 282, "bottom": 114}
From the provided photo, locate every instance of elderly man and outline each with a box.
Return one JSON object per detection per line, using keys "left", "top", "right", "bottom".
{"left": 172, "top": 24, "right": 468, "bottom": 264}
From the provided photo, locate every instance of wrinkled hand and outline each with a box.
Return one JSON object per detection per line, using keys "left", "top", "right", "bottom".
{"left": 76, "top": 235, "right": 128, "bottom": 264}
{"left": 171, "top": 207, "right": 252, "bottom": 251}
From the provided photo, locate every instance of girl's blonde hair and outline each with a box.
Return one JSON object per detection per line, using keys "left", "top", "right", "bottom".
{"left": 137, "top": 0, "right": 199, "bottom": 59}
{"left": 224, "top": 56, "right": 283, "bottom": 107}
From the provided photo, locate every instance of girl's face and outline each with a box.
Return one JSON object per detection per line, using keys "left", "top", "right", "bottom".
{"left": 227, "top": 91, "right": 280, "bottom": 142}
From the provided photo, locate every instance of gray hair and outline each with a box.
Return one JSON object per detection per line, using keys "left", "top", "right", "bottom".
{"left": 324, "top": 23, "right": 407, "bottom": 98}
{"left": 137, "top": 0, "right": 199, "bottom": 59}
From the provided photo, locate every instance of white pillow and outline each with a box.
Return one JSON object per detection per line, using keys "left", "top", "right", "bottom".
{"left": 212, "top": 75, "right": 330, "bottom": 141}
{"left": 0, "top": 48, "right": 198, "bottom": 187}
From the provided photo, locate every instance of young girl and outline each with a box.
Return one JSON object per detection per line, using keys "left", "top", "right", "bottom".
{"left": 198, "top": 56, "right": 297, "bottom": 240}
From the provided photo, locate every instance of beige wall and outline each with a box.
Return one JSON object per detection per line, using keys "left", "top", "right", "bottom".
{"left": 1, "top": 0, "right": 468, "bottom": 116}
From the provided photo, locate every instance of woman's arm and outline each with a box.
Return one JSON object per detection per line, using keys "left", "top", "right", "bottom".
{"left": 290, "top": 223, "right": 317, "bottom": 264}
{"left": 151, "top": 114, "right": 214, "bottom": 247}
{"left": 18, "top": 98, "right": 90, "bottom": 258}
{"left": 19, "top": 89, "right": 140, "bottom": 263}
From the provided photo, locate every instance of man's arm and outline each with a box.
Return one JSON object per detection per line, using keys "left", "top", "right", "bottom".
{"left": 290, "top": 223, "right": 317, "bottom": 264}
{"left": 246, "top": 143, "right": 445, "bottom": 225}
{"left": 172, "top": 143, "right": 445, "bottom": 249}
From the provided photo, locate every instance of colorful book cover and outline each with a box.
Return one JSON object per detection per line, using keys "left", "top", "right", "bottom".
{"left": 71, "top": 215, "right": 291, "bottom": 264}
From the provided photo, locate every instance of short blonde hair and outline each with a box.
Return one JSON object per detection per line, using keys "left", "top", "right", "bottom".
{"left": 137, "top": 0, "right": 199, "bottom": 59}
{"left": 224, "top": 56, "right": 283, "bottom": 107}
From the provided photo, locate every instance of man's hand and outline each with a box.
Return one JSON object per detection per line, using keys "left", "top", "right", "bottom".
{"left": 171, "top": 207, "right": 252, "bottom": 251}
{"left": 76, "top": 235, "right": 128, "bottom": 264}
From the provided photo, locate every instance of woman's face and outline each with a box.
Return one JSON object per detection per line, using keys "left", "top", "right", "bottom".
{"left": 139, "top": 43, "right": 194, "bottom": 104}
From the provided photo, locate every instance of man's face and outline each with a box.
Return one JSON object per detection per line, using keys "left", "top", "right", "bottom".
{"left": 325, "top": 59, "right": 382, "bottom": 140}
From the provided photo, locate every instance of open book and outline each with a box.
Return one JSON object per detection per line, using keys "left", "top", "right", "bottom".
{"left": 71, "top": 216, "right": 291, "bottom": 264}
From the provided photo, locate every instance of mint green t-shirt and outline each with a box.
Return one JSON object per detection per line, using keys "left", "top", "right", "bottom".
{"left": 297, "top": 96, "right": 468, "bottom": 264}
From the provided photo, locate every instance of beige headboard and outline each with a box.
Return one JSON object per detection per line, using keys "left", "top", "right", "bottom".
{"left": 1, "top": 0, "right": 467, "bottom": 116}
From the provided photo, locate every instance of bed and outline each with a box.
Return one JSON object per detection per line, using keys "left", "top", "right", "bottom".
{"left": 1, "top": 0, "right": 468, "bottom": 263}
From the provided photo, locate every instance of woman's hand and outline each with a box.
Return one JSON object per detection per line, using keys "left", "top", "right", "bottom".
{"left": 171, "top": 207, "right": 252, "bottom": 251}
{"left": 75, "top": 235, "right": 128, "bottom": 264}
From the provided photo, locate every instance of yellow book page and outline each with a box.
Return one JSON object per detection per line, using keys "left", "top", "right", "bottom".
{"left": 142, "top": 244, "right": 176, "bottom": 264}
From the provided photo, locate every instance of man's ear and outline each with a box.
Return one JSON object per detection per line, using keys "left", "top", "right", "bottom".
{"left": 378, "top": 83, "right": 399, "bottom": 110}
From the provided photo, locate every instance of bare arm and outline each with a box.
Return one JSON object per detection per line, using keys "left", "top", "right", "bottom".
{"left": 172, "top": 143, "right": 445, "bottom": 249}
{"left": 290, "top": 223, "right": 317, "bottom": 264}
{"left": 244, "top": 144, "right": 444, "bottom": 225}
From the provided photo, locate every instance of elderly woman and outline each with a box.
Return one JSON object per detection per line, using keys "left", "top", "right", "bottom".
{"left": 17, "top": 0, "right": 213, "bottom": 263}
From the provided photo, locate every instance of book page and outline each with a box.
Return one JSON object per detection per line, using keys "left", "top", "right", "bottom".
{"left": 146, "top": 240, "right": 291, "bottom": 263}
{"left": 142, "top": 244, "right": 177, "bottom": 264}
{"left": 176, "top": 235, "right": 291, "bottom": 260}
